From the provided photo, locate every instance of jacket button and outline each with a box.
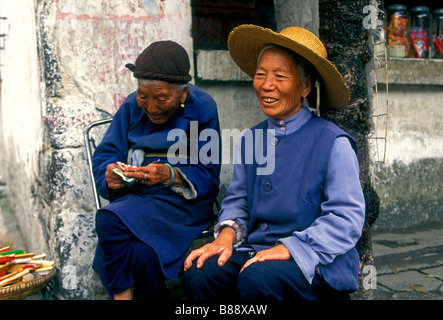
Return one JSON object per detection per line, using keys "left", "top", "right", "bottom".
{"left": 263, "top": 183, "right": 272, "bottom": 191}
{"left": 271, "top": 137, "right": 279, "bottom": 146}
{"left": 261, "top": 223, "right": 269, "bottom": 231}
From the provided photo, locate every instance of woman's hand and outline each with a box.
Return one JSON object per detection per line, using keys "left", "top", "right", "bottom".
{"left": 240, "top": 244, "right": 291, "bottom": 273}
{"left": 105, "top": 163, "right": 127, "bottom": 190}
{"left": 123, "top": 163, "right": 172, "bottom": 187}
{"left": 183, "top": 227, "right": 236, "bottom": 271}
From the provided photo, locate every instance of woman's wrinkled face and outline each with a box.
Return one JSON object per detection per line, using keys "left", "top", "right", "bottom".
{"left": 136, "top": 80, "right": 188, "bottom": 125}
{"left": 253, "top": 48, "right": 311, "bottom": 120}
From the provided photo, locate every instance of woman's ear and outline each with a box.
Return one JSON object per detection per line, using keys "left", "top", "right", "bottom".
{"left": 180, "top": 85, "right": 189, "bottom": 104}
{"left": 302, "top": 75, "right": 312, "bottom": 98}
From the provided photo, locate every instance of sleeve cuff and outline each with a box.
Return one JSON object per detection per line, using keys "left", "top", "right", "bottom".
{"left": 214, "top": 220, "right": 244, "bottom": 247}
{"left": 169, "top": 167, "right": 197, "bottom": 200}
{"left": 278, "top": 235, "right": 320, "bottom": 284}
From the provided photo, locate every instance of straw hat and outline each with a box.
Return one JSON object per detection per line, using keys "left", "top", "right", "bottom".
{"left": 227, "top": 24, "right": 350, "bottom": 109}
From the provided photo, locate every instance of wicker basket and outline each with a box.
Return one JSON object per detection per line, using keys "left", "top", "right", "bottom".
{"left": 0, "top": 268, "right": 56, "bottom": 300}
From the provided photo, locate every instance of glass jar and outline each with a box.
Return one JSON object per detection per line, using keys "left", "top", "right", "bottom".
{"left": 432, "top": 8, "right": 443, "bottom": 59}
{"left": 409, "top": 6, "right": 432, "bottom": 58}
{"left": 386, "top": 4, "right": 409, "bottom": 58}
{"left": 373, "top": 7, "right": 387, "bottom": 60}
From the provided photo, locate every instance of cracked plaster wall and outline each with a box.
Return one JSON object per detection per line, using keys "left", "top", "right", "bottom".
{"left": 370, "top": 82, "right": 443, "bottom": 232}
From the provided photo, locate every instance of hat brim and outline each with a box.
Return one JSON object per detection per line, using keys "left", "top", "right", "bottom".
{"left": 227, "top": 25, "right": 350, "bottom": 109}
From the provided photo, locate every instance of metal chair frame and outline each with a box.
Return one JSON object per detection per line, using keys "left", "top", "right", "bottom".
{"left": 85, "top": 118, "right": 113, "bottom": 211}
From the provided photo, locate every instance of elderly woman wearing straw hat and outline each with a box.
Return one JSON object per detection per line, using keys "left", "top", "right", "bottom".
{"left": 183, "top": 25, "right": 365, "bottom": 300}
{"left": 92, "top": 40, "right": 220, "bottom": 300}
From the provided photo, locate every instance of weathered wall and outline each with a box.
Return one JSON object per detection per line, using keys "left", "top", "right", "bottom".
{"left": 273, "top": 0, "right": 319, "bottom": 34}
{"left": 371, "top": 81, "right": 443, "bottom": 231}
{"left": 0, "top": 0, "right": 46, "bottom": 258}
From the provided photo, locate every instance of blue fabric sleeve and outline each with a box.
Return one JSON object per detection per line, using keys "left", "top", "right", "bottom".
{"left": 172, "top": 92, "right": 221, "bottom": 199}
{"left": 278, "top": 136, "right": 365, "bottom": 283}
{"left": 216, "top": 136, "right": 250, "bottom": 237}
{"left": 92, "top": 98, "right": 137, "bottom": 201}
{"left": 92, "top": 87, "right": 221, "bottom": 201}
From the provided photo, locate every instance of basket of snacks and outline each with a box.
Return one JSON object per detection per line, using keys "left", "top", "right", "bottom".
{"left": 0, "top": 246, "right": 56, "bottom": 300}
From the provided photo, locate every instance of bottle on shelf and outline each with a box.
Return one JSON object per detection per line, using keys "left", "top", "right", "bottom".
{"left": 432, "top": 8, "right": 443, "bottom": 59}
{"left": 409, "top": 6, "right": 432, "bottom": 58}
{"left": 386, "top": 4, "right": 409, "bottom": 58}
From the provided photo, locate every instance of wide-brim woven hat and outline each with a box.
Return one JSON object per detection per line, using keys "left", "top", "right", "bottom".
{"left": 227, "top": 24, "right": 350, "bottom": 109}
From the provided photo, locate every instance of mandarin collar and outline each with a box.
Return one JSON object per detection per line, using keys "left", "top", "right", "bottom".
{"left": 267, "top": 107, "right": 313, "bottom": 135}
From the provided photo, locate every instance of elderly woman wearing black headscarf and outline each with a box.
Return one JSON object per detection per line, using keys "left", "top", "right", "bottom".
{"left": 183, "top": 25, "right": 365, "bottom": 300}
{"left": 92, "top": 41, "right": 220, "bottom": 300}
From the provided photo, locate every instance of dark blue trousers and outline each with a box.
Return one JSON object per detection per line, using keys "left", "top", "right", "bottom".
{"left": 95, "top": 210, "right": 168, "bottom": 300}
{"left": 182, "top": 250, "right": 349, "bottom": 300}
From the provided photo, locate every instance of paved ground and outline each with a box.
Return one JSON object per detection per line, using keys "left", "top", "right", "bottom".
{"left": 372, "top": 224, "right": 443, "bottom": 300}
{"left": 2, "top": 185, "right": 443, "bottom": 300}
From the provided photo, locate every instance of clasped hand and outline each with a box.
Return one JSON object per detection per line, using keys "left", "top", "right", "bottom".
{"left": 183, "top": 227, "right": 291, "bottom": 273}
{"left": 105, "top": 161, "right": 171, "bottom": 189}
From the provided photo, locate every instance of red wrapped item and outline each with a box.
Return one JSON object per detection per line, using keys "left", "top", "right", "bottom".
{"left": 410, "top": 31, "right": 429, "bottom": 58}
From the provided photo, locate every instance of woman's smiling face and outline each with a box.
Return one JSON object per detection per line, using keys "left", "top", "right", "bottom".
{"left": 253, "top": 47, "right": 311, "bottom": 120}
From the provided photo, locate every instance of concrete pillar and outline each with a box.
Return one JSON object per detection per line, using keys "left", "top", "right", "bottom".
{"left": 318, "top": 0, "right": 379, "bottom": 300}
{"left": 273, "top": 0, "right": 319, "bottom": 34}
